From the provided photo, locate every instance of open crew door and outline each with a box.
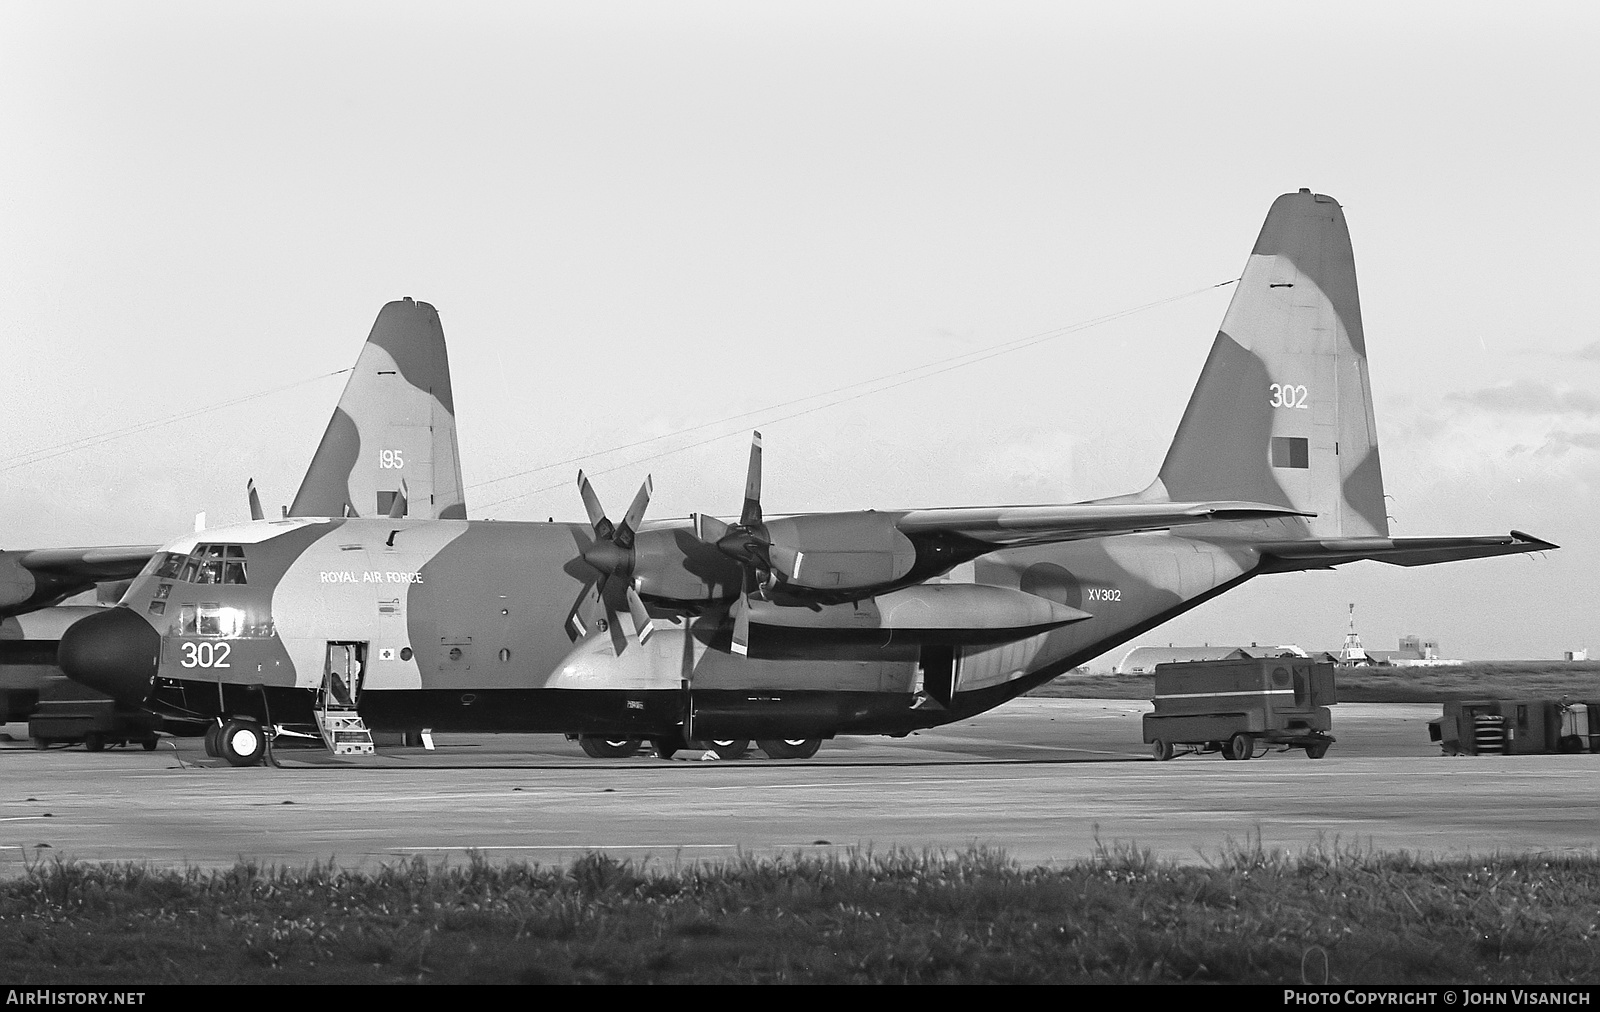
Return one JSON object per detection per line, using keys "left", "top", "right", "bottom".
{"left": 317, "top": 641, "right": 375, "bottom": 756}
{"left": 919, "top": 645, "right": 962, "bottom": 708}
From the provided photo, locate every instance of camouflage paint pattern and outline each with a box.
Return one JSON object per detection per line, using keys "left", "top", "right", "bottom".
{"left": 289, "top": 298, "right": 466, "bottom": 521}
{"left": 57, "top": 194, "right": 1557, "bottom": 754}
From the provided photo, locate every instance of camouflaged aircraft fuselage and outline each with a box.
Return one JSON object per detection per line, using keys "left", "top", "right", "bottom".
{"left": 73, "top": 512, "right": 1308, "bottom": 739}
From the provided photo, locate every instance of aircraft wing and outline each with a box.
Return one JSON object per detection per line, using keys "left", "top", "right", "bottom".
{"left": 15, "top": 546, "right": 160, "bottom": 579}
{"left": 1, "top": 545, "right": 160, "bottom": 617}
{"left": 894, "top": 501, "right": 1312, "bottom": 547}
{"left": 1255, "top": 530, "right": 1557, "bottom": 570}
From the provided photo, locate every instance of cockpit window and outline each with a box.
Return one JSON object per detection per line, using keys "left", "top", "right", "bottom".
{"left": 153, "top": 553, "right": 185, "bottom": 580}
{"left": 177, "top": 544, "right": 249, "bottom": 585}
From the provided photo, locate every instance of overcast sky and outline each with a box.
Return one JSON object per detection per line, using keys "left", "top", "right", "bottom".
{"left": 3, "top": 1, "right": 1596, "bottom": 663}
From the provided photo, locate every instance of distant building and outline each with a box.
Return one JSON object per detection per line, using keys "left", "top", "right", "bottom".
{"left": 1116, "top": 644, "right": 1306, "bottom": 674}
{"left": 1566, "top": 649, "right": 1590, "bottom": 662}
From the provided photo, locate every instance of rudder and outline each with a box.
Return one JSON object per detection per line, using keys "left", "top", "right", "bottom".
{"left": 289, "top": 298, "right": 467, "bottom": 520}
{"left": 1152, "top": 190, "right": 1387, "bottom": 539}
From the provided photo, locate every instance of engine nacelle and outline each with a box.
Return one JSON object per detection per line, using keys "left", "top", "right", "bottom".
{"left": 763, "top": 512, "right": 917, "bottom": 591}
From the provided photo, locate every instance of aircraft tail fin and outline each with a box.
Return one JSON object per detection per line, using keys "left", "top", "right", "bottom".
{"left": 289, "top": 298, "right": 466, "bottom": 520}
{"left": 1147, "top": 189, "right": 1387, "bottom": 539}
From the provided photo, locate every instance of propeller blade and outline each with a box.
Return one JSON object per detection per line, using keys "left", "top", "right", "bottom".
{"left": 603, "top": 596, "right": 628, "bottom": 655}
{"left": 386, "top": 478, "right": 409, "bottom": 519}
{"left": 247, "top": 480, "right": 264, "bottom": 522}
{"left": 767, "top": 543, "right": 803, "bottom": 581}
{"left": 617, "top": 475, "right": 653, "bottom": 547}
{"left": 626, "top": 586, "right": 655, "bottom": 644}
{"left": 694, "top": 513, "right": 731, "bottom": 544}
{"left": 563, "top": 584, "right": 593, "bottom": 642}
{"left": 577, "top": 470, "right": 613, "bottom": 539}
{"left": 739, "top": 431, "right": 763, "bottom": 527}
{"left": 731, "top": 593, "right": 751, "bottom": 657}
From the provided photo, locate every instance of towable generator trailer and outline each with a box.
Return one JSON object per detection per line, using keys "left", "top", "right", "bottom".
{"left": 1143, "top": 658, "right": 1337, "bottom": 761}
{"left": 1429, "top": 699, "right": 1598, "bottom": 756}
{"left": 27, "top": 673, "right": 163, "bottom": 751}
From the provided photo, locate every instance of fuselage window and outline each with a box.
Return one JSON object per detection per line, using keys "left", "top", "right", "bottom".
{"left": 197, "top": 604, "right": 238, "bottom": 637}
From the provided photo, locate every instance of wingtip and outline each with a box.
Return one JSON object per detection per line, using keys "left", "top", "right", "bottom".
{"left": 1510, "top": 530, "right": 1560, "bottom": 551}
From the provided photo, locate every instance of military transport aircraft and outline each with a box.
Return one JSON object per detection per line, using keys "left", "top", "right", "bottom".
{"left": 1, "top": 297, "right": 466, "bottom": 733}
{"left": 57, "top": 191, "right": 1556, "bottom": 766}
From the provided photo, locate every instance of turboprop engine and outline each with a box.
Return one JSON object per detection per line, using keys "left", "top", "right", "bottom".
{"left": 565, "top": 432, "right": 989, "bottom": 656}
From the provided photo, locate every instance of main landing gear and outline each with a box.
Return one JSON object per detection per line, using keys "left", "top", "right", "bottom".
{"left": 580, "top": 734, "right": 825, "bottom": 760}
{"left": 758, "top": 738, "right": 822, "bottom": 760}
{"left": 578, "top": 735, "right": 643, "bottom": 758}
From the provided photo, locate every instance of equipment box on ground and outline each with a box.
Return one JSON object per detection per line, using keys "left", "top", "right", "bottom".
{"left": 1142, "top": 657, "right": 1336, "bottom": 761}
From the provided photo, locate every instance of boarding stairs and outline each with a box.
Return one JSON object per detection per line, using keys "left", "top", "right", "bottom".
{"left": 315, "top": 703, "right": 376, "bottom": 757}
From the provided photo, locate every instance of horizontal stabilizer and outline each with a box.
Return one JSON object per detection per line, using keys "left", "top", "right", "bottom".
{"left": 1257, "top": 530, "right": 1556, "bottom": 571}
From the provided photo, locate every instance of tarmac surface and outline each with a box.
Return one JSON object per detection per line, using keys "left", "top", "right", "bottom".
{"left": 2, "top": 699, "right": 1596, "bottom": 871}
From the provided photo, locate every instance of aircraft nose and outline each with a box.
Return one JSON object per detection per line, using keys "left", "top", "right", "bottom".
{"left": 57, "top": 607, "right": 160, "bottom": 705}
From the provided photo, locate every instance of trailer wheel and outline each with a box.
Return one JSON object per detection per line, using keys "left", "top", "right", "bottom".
{"left": 32, "top": 736, "right": 50, "bottom": 750}
{"left": 84, "top": 733, "right": 106, "bottom": 752}
{"left": 1305, "top": 742, "right": 1330, "bottom": 759}
{"left": 141, "top": 738, "right": 159, "bottom": 752}
{"left": 1150, "top": 739, "right": 1174, "bottom": 762}
{"left": 1224, "top": 733, "right": 1254, "bottom": 761}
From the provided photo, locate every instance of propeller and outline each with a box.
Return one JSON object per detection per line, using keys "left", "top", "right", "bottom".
{"left": 568, "top": 470, "right": 657, "bottom": 651}
{"left": 691, "top": 432, "right": 773, "bottom": 657}
{"left": 386, "top": 478, "right": 409, "bottom": 519}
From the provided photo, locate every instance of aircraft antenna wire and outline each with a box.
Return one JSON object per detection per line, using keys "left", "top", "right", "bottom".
{"left": 0, "top": 368, "right": 354, "bottom": 475}
{"left": 474, "top": 278, "right": 1238, "bottom": 512}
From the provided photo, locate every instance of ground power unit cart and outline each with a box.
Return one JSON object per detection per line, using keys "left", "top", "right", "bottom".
{"left": 1143, "top": 657, "right": 1337, "bottom": 761}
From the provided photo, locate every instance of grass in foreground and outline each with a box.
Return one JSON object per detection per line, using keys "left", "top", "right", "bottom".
{"left": 3, "top": 846, "right": 1598, "bottom": 984}
{"left": 1033, "top": 661, "right": 1600, "bottom": 703}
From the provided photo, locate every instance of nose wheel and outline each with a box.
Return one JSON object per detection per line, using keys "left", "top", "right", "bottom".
{"left": 218, "top": 719, "right": 267, "bottom": 767}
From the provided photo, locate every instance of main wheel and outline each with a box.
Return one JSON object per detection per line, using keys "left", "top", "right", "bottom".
{"left": 1224, "top": 733, "right": 1254, "bottom": 761}
{"left": 759, "top": 738, "right": 822, "bottom": 760}
{"left": 1150, "top": 738, "right": 1174, "bottom": 762}
{"left": 203, "top": 722, "right": 222, "bottom": 758}
{"left": 578, "top": 735, "right": 643, "bottom": 759}
{"left": 705, "top": 739, "right": 749, "bottom": 760}
{"left": 218, "top": 720, "right": 266, "bottom": 767}
{"left": 84, "top": 733, "right": 106, "bottom": 752}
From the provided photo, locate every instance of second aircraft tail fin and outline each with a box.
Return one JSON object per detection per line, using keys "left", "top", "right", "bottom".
{"left": 289, "top": 298, "right": 466, "bottom": 520}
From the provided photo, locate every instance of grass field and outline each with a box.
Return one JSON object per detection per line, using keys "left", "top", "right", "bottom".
{"left": 1032, "top": 662, "right": 1600, "bottom": 704}
{"left": 3, "top": 846, "right": 1597, "bottom": 984}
